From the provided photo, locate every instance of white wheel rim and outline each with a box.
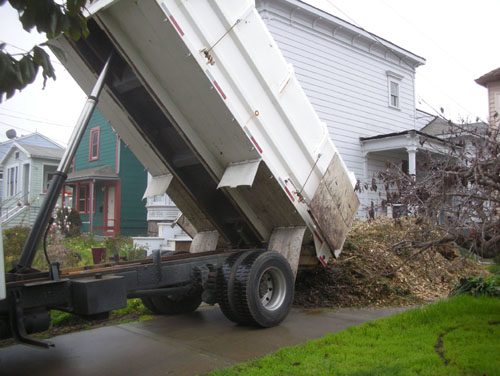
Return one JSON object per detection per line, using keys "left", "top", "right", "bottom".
{"left": 258, "top": 267, "right": 287, "bottom": 311}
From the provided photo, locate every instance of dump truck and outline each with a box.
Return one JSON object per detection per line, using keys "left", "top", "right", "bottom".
{"left": 0, "top": 0, "right": 359, "bottom": 348}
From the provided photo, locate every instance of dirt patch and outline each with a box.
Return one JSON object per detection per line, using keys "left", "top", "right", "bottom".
{"left": 294, "top": 218, "right": 487, "bottom": 308}
{"left": 434, "top": 327, "right": 458, "bottom": 365}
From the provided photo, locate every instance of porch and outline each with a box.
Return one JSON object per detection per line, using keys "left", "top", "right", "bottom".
{"left": 359, "top": 130, "right": 448, "bottom": 218}
{"left": 66, "top": 165, "right": 121, "bottom": 236}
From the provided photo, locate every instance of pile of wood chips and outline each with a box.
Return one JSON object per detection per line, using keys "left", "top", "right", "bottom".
{"left": 294, "top": 217, "right": 487, "bottom": 308}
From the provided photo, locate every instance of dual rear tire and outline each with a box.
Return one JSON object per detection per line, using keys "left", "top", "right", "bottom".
{"left": 140, "top": 250, "right": 294, "bottom": 327}
{"left": 218, "top": 251, "right": 294, "bottom": 327}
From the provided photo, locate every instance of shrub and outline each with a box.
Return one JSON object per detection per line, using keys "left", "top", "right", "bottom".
{"left": 2, "top": 226, "right": 30, "bottom": 267}
{"left": 104, "top": 236, "right": 147, "bottom": 261}
{"left": 55, "top": 207, "right": 82, "bottom": 238}
{"left": 451, "top": 275, "right": 500, "bottom": 297}
{"left": 487, "top": 264, "right": 500, "bottom": 275}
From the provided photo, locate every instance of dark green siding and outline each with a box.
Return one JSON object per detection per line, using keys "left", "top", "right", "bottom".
{"left": 74, "top": 110, "right": 117, "bottom": 171}
{"left": 72, "top": 109, "right": 147, "bottom": 236}
{"left": 119, "top": 142, "right": 147, "bottom": 236}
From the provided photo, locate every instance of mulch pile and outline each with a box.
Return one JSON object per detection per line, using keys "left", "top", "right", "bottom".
{"left": 294, "top": 217, "right": 487, "bottom": 308}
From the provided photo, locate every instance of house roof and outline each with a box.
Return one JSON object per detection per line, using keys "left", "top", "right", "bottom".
{"left": 359, "top": 129, "right": 451, "bottom": 157}
{"left": 0, "top": 142, "right": 64, "bottom": 166}
{"left": 67, "top": 165, "right": 119, "bottom": 182}
{"left": 360, "top": 118, "right": 488, "bottom": 156}
{"left": 20, "top": 144, "right": 65, "bottom": 160}
{"left": 0, "top": 132, "right": 64, "bottom": 162}
{"left": 475, "top": 67, "right": 500, "bottom": 87}
{"left": 420, "top": 117, "right": 488, "bottom": 137}
{"left": 360, "top": 129, "right": 445, "bottom": 144}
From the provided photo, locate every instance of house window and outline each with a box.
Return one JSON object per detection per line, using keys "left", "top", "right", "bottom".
{"left": 78, "top": 185, "right": 89, "bottom": 213}
{"left": 89, "top": 127, "right": 100, "bottom": 161}
{"left": 386, "top": 71, "right": 403, "bottom": 109}
{"left": 46, "top": 172, "right": 56, "bottom": 191}
{"left": 390, "top": 81, "right": 399, "bottom": 108}
{"left": 42, "top": 165, "right": 58, "bottom": 193}
{"left": 152, "top": 195, "right": 164, "bottom": 203}
{"left": 7, "top": 166, "right": 18, "bottom": 197}
{"left": 15, "top": 152, "right": 19, "bottom": 160}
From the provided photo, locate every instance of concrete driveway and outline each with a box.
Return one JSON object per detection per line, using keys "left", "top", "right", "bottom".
{"left": 0, "top": 305, "right": 408, "bottom": 375}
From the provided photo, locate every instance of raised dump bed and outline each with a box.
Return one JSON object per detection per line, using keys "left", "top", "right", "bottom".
{"left": 51, "top": 0, "right": 359, "bottom": 271}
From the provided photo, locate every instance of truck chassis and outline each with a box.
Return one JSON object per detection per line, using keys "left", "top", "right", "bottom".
{"left": 1, "top": 249, "right": 294, "bottom": 348}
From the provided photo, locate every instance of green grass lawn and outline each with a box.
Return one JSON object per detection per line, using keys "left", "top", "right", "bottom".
{"left": 210, "top": 295, "right": 500, "bottom": 376}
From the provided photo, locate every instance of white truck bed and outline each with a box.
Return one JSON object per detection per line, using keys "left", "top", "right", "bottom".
{"left": 51, "top": 0, "right": 359, "bottom": 269}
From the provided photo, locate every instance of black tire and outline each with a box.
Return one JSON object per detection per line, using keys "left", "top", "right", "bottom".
{"left": 150, "top": 291, "right": 202, "bottom": 315}
{"left": 140, "top": 296, "right": 163, "bottom": 314}
{"left": 233, "top": 251, "right": 294, "bottom": 328}
{"left": 217, "top": 251, "right": 253, "bottom": 323}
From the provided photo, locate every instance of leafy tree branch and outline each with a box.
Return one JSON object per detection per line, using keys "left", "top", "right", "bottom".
{"left": 0, "top": 0, "right": 92, "bottom": 102}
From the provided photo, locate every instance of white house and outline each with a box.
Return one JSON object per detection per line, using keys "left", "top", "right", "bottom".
{"left": 138, "top": 173, "right": 191, "bottom": 254}
{"left": 0, "top": 134, "right": 64, "bottom": 228}
{"left": 253, "top": 0, "right": 432, "bottom": 217}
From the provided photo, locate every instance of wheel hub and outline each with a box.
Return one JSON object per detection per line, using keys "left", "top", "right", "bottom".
{"left": 258, "top": 267, "right": 286, "bottom": 311}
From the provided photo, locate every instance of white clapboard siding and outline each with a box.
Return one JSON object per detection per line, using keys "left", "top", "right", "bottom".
{"left": 257, "top": 0, "right": 424, "bottom": 216}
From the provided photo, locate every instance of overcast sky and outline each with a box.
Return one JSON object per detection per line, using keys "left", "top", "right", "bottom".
{"left": 0, "top": 0, "right": 498, "bottom": 145}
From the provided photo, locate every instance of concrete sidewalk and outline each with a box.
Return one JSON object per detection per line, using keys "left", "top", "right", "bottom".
{"left": 0, "top": 305, "right": 409, "bottom": 376}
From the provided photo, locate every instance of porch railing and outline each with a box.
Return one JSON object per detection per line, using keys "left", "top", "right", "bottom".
{"left": 0, "top": 191, "right": 31, "bottom": 223}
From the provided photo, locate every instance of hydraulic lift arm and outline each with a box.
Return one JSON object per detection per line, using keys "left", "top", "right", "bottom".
{"left": 10, "top": 54, "right": 114, "bottom": 275}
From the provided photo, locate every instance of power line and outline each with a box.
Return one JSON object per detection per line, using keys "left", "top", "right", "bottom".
{"left": 0, "top": 110, "right": 73, "bottom": 128}
{"left": 322, "top": 0, "right": 485, "bottom": 122}
{"left": 376, "top": 0, "right": 476, "bottom": 77}
{"left": 0, "top": 106, "right": 59, "bottom": 121}
{"left": 0, "top": 120, "right": 68, "bottom": 145}
{"left": 1, "top": 41, "right": 65, "bottom": 67}
{"left": 416, "top": 72, "right": 487, "bottom": 123}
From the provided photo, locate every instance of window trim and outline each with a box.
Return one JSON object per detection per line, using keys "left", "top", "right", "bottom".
{"left": 7, "top": 165, "right": 18, "bottom": 197}
{"left": 78, "top": 184, "right": 89, "bottom": 214}
{"left": 386, "top": 71, "right": 403, "bottom": 110}
{"left": 41, "top": 163, "right": 59, "bottom": 193}
{"left": 89, "top": 126, "right": 101, "bottom": 161}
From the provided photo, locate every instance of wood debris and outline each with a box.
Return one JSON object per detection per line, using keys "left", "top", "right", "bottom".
{"left": 294, "top": 217, "right": 487, "bottom": 308}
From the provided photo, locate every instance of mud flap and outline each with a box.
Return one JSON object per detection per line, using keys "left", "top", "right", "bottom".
{"left": 268, "top": 226, "right": 306, "bottom": 277}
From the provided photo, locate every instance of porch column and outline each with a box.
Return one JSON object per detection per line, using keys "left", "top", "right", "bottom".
{"left": 406, "top": 146, "right": 417, "bottom": 178}
{"left": 90, "top": 179, "right": 95, "bottom": 234}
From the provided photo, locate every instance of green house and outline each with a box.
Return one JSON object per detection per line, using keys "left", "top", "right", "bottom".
{"left": 65, "top": 110, "right": 147, "bottom": 236}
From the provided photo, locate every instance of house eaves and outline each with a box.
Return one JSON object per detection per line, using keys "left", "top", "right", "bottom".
{"left": 67, "top": 165, "right": 119, "bottom": 182}
{"left": 257, "top": 0, "right": 426, "bottom": 69}
{"left": 0, "top": 142, "right": 29, "bottom": 166}
{"left": 360, "top": 129, "right": 450, "bottom": 155}
{"left": 20, "top": 144, "right": 64, "bottom": 160}
{"left": 0, "top": 142, "right": 64, "bottom": 166}
{"left": 475, "top": 67, "right": 500, "bottom": 87}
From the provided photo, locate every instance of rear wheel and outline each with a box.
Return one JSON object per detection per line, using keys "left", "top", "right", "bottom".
{"left": 140, "top": 297, "right": 162, "bottom": 314}
{"left": 217, "top": 251, "right": 252, "bottom": 323}
{"left": 233, "top": 251, "right": 294, "bottom": 327}
{"left": 150, "top": 291, "right": 202, "bottom": 315}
